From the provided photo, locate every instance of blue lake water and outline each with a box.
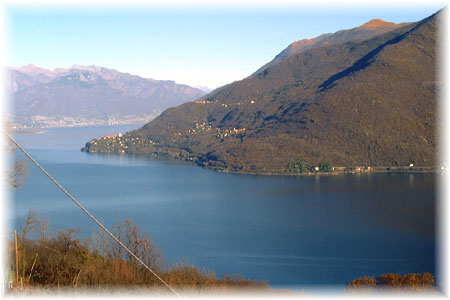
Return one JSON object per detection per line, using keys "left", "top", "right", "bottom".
{"left": 11, "top": 125, "right": 436, "bottom": 290}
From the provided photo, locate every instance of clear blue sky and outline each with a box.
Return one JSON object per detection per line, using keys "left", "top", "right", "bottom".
{"left": 5, "top": 2, "right": 446, "bottom": 89}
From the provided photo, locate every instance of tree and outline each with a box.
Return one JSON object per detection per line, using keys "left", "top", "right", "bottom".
{"left": 7, "top": 159, "right": 28, "bottom": 188}
{"left": 319, "top": 163, "right": 332, "bottom": 172}
{"left": 4, "top": 124, "right": 28, "bottom": 189}
{"left": 20, "top": 211, "right": 40, "bottom": 281}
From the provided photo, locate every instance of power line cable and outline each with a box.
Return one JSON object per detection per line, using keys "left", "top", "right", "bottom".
{"left": 4, "top": 131, "right": 181, "bottom": 297}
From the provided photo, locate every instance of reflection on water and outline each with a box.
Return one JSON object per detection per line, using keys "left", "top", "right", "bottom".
{"left": 12, "top": 125, "right": 436, "bottom": 288}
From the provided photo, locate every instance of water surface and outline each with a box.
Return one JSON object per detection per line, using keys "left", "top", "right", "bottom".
{"left": 11, "top": 125, "right": 436, "bottom": 289}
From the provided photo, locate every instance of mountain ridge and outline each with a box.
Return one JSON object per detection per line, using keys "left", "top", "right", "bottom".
{"left": 251, "top": 18, "right": 409, "bottom": 77}
{"left": 8, "top": 65, "right": 206, "bottom": 128}
{"left": 357, "top": 18, "right": 397, "bottom": 29}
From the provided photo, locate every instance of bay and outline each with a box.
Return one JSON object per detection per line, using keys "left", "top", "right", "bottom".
{"left": 10, "top": 125, "right": 436, "bottom": 290}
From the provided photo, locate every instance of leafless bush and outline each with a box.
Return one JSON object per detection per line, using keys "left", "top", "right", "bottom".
{"left": 9, "top": 212, "right": 268, "bottom": 293}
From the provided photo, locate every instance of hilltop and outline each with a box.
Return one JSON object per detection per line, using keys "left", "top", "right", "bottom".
{"left": 251, "top": 18, "right": 408, "bottom": 77}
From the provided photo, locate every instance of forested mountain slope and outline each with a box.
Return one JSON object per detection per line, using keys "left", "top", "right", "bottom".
{"left": 83, "top": 11, "right": 440, "bottom": 174}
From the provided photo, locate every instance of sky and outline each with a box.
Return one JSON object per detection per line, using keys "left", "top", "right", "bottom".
{"left": 4, "top": 1, "right": 447, "bottom": 89}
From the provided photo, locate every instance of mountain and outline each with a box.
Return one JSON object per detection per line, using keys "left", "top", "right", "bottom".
{"left": 7, "top": 65, "right": 206, "bottom": 128}
{"left": 8, "top": 64, "right": 57, "bottom": 93}
{"left": 194, "top": 86, "right": 213, "bottom": 93}
{"left": 251, "top": 19, "right": 409, "bottom": 76}
{"left": 82, "top": 11, "right": 440, "bottom": 174}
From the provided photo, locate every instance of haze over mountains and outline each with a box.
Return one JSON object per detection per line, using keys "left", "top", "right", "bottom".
{"left": 7, "top": 65, "right": 206, "bottom": 128}
{"left": 82, "top": 10, "right": 440, "bottom": 174}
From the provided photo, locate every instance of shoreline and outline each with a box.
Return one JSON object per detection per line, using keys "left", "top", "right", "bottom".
{"left": 205, "top": 167, "right": 440, "bottom": 176}
{"left": 82, "top": 149, "right": 439, "bottom": 176}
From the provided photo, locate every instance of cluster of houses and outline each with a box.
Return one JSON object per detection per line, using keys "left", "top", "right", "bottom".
{"left": 231, "top": 128, "right": 246, "bottom": 133}
{"left": 186, "top": 122, "right": 213, "bottom": 135}
{"left": 193, "top": 98, "right": 256, "bottom": 106}
{"left": 216, "top": 127, "right": 247, "bottom": 139}
{"left": 99, "top": 133, "right": 123, "bottom": 140}
{"left": 353, "top": 166, "right": 372, "bottom": 172}
{"left": 194, "top": 99, "right": 217, "bottom": 104}
{"left": 184, "top": 122, "right": 247, "bottom": 139}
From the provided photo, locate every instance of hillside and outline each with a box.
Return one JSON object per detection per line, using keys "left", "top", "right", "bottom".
{"left": 7, "top": 65, "right": 205, "bottom": 128}
{"left": 82, "top": 11, "right": 440, "bottom": 174}
{"left": 251, "top": 18, "right": 408, "bottom": 76}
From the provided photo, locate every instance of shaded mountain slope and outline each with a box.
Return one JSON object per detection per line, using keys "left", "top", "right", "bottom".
{"left": 251, "top": 18, "right": 408, "bottom": 77}
{"left": 83, "top": 11, "right": 440, "bottom": 174}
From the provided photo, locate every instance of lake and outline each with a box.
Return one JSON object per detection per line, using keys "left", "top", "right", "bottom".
{"left": 10, "top": 125, "right": 436, "bottom": 290}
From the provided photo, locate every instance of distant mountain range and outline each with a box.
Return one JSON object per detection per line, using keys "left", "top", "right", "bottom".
{"left": 82, "top": 12, "right": 440, "bottom": 173}
{"left": 7, "top": 65, "right": 206, "bottom": 128}
{"left": 193, "top": 86, "right": 213, "bottom": 93}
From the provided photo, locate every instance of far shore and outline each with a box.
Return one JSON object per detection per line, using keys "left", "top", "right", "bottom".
{"left": 10, "top": 123, "right": 146, "bottom": 134}
{"left": 10, "top": 128, "right": 48, "bottom": 134}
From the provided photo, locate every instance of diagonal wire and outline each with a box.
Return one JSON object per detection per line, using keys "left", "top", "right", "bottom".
{"left": 4, "top": 131, "right": 181, "bottom": 297}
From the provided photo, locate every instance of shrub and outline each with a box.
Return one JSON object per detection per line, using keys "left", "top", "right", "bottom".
{"left": 8, "top": 211, "right": 268, "bottom": 293}
{"left": 347, "top": 272, "right": 436, "bottom": 292}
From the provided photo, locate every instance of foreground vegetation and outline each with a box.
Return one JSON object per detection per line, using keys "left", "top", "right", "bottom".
{"left": 5, "top": 211, "right": 437, "bottom": 296}
{"left": 6, "top": 211, "right": 269, "bottom": 295}
{"left": 347, "top": 273, "right": 438, "bottom": 294}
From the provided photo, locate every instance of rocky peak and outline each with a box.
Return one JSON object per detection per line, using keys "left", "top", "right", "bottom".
{"left": 358, "top": 19, "right": 397, "bottom": 29}
{"left": 15, "top": 64, "right": 55, "bottom": 77}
